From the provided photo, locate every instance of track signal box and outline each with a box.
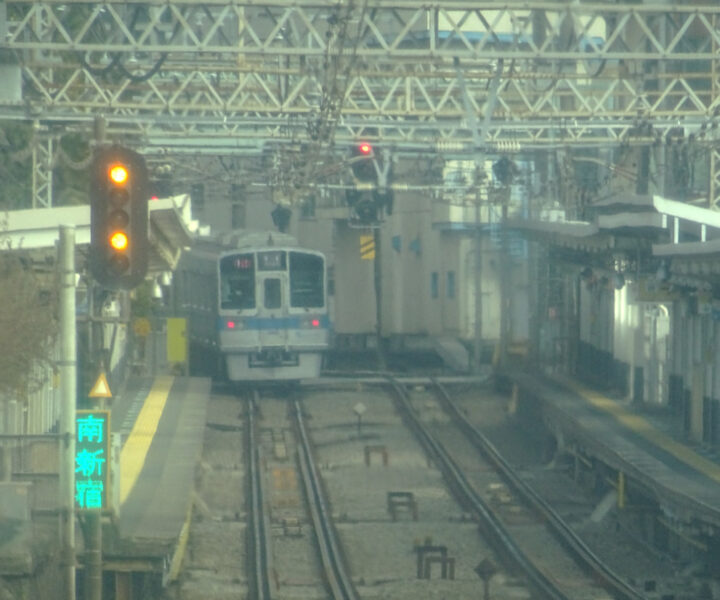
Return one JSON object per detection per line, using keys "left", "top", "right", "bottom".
{"left": 346, "top": 141, "right": 394, "bottom": 225}
{"left": 90, "top": 145, "right": 149, "bottom": 290}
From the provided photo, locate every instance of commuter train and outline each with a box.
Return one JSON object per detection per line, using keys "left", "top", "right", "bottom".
{"left": 174, "top": 231, "right": 330, "bottom": 382}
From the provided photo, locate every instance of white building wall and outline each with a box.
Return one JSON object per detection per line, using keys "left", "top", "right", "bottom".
{"left": 713, "top": 320, "right": 720, "bottom": 402}
{"left": 613, "top": 285, "right": 632, "bottom": 364}
{"left": 458, "top": 238, "right": 475, "bottom": 340}
{"left": 480, "top": 237, "right": 502, "bottom": 341}
{"left": 332, "top": 221, "right": 376, "bottom": 336}
{"left": 579, "top": 280, "right": 593, "bottom": 344}
{"left": 196, "top": 181, "right": 512, "bottom": 348}
{"left": 438, "top": 234, "right": 462, "bottom": 337}
{"left": 509, "top": 258, "right": 530, "bottom": 344}
{"left": 0, "top": 349, "right": 60, "bottom": 439}
{"left": 381, "top": 193, "right": 433, "bottom": 337}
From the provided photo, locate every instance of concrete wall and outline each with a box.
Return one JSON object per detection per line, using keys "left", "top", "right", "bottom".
{"left": 332, "top": 220, "right": 377, "bottom": 336}
{"left": 670, "top": 305, "right": 720, "bottom": 444}
{"left": 192, "top": 179, "right": 526, "bottom": 351}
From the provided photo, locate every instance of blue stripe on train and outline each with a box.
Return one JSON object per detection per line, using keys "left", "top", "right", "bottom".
{"left": 217, "top": 314, "right": 331, "bottom": 331}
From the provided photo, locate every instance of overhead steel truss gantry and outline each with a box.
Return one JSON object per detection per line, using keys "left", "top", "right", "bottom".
{"left": 2, "top": 1, "right": 720, "bottom": 205}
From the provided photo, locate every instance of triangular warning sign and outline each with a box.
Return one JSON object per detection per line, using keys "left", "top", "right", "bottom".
{"left": 89, "top": 373, "right": 112, "bottom": 398}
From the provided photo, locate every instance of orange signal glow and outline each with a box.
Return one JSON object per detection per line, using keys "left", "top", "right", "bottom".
{"left": 109, "top": 231, "right": 129, "bottom": 251}
{"left": 109, "top": 164, "right": 129, "bottom": 184}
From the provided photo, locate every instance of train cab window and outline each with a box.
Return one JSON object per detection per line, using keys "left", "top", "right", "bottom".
{"left": 220, "top": 254, "right": 256, "bottom": 309}
{"left": 289, "top": 252, "right": 324, "bottom": 308}
{"left": 264, "top": 278, "right": 282, "bottom": 309}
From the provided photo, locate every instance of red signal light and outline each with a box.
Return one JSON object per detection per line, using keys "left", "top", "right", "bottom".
{"left": 358, "top": 142, "right": 372, "bottom": 155}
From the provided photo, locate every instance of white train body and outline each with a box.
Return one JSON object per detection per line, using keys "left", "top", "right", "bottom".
{"left": 175, "top": 231, "right": 330, "bottom": 382}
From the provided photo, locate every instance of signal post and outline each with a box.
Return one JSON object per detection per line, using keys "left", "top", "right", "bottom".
{"left": 346, "top": 142, "right": 393, "bottom": 369}
{"left": 78, "top": 145, "right": 151, "bottom": 600}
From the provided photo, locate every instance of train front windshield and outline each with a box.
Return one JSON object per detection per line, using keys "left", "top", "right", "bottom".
{"left": 290, "top": 252, "right": 324, "bottom": 308}
{"left": 220, "top": 253, "right": 256, "bottom": 310}
{"left": 220, "top": 250, "right": 324, "bottom": 310}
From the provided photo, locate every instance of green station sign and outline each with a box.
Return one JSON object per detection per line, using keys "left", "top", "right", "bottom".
{"left": 75, "top": 410, "right": 110, "bottom": 510}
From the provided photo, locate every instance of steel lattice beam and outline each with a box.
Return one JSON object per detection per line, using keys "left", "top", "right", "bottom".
{"left": 31, "top": 135, "right": 53, "bottom": 207}
{"left": 6, "top": 1, "right": 720, "bottom": 60}
{"left": 1, "top": 1, "right": 719, "bottom": 154}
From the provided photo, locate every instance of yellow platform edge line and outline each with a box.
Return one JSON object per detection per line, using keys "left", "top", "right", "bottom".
{"left": 119, "top": 376, "right": 175, "bottom": 506}
{"left": 560, "top": 377, "right": 720, "bottom": 485}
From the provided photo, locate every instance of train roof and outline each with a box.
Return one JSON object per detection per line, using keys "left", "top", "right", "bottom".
{"left": 188, "top": 230, "right": 296, "bottom": 253}
{"left": 187, "top": 229, "right": 323, "bottom": 258}
{"left": 220, "top": 230, "right": 298, "bottom": 250}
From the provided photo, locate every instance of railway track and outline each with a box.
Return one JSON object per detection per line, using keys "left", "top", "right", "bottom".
{"left": 388, "top": 376, "right": 646, "bottom": 600}
{"left": 174, "top": 377, "right": 670, "bottom": 600}
{"left": 429, "top": 378, "right": 646, "bottom": 599}
{"left": 246, "top": 391, "right": 273, "bottom": 600}
{"left": 244, "top": 387, "right": 358, "bottom": 600}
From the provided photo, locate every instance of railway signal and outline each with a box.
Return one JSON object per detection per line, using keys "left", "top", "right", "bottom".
{"left": 346, "top": 141, "right": 394, "bottom": 225}
{"left": 349, "top": 141, "right": 376, "bottom": 182}
{"left": 89, "top": 145, "right": 149, "bottom": 289}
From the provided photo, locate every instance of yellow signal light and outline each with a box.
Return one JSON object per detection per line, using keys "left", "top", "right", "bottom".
{"left": 109, "top": 231, "right": 129, "bottom": 251}
{"left": 109, "top": 164, "right": 129, "bottom": 185}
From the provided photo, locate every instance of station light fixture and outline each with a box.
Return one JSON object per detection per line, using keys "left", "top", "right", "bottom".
{"left": 89, "top": 145, "right": 150, "bottom": 290}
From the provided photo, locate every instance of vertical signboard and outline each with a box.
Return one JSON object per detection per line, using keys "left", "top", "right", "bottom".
{"left": 166, "top": 317, "right": 188, "bottom": 365}
{"left": 75, "top": 410, "right": 111, "bottom": 511}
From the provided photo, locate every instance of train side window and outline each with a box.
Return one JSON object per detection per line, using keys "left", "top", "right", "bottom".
{"left": 289, "top": 252, "right": 324, "bottom": 308}
{"left": 264, "top": 278, "right": 282, "bottom": 309}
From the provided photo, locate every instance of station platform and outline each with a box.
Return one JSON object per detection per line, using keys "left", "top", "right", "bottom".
{"left": 103, "top": 375, "right": 210, "bottom": 583}
{"left": 501, "top": 370, "right": 720, "bottom": 533}
{"left": 0, "top": 374, "right": 210, "bottom": 599}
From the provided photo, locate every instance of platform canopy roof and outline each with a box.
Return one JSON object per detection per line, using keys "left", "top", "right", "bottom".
{"left": 0, "top": 195, "right": 199, "bottom": 277}
{"left": 510, "top": 193, "right": 720, "bottom": 290}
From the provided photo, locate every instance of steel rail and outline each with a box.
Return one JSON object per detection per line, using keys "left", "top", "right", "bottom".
{"left": 246, "top": 391, "right": 273, "bottom": 600}
{"left": 292, "top": 397, "right": 359, "bottom": 600}
{"left": 385, "top": 375, "right": 579, "bottom": 600}
{"left": 429, "top": 378, "right": 647, "bottom": 600}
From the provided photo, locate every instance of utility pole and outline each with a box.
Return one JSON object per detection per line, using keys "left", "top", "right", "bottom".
{"left": 86, "top": 508, "right": 102, "bottom": 600}
{"left": 373, "top": 227, "right": 387, "bottom": 370}
{"left": 474, "top": 199, "right": 483, "bottom": 372}
{"left": 455, "top": 57, "right": 504, "bottom": 372}
{"left": 59, "top": 225, "right": 77, "bottom": 600}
